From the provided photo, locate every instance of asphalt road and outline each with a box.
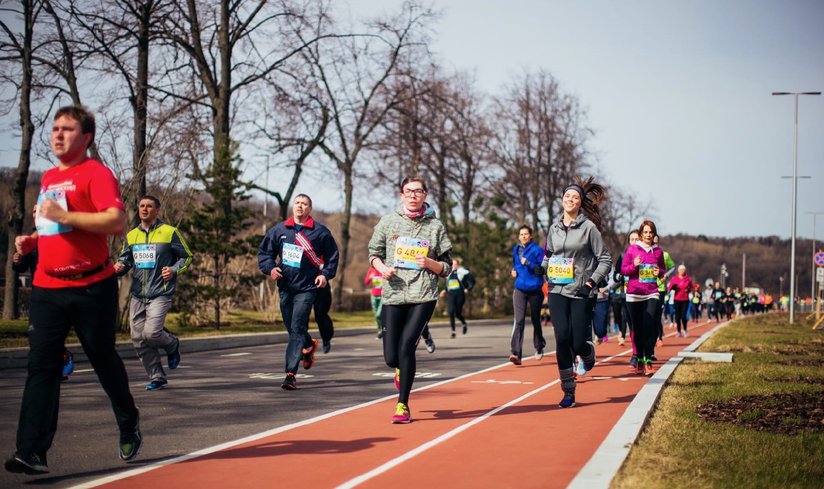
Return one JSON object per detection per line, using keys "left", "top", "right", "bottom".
{"left": 1, "top": 319, "right": 553, "bottom": 488}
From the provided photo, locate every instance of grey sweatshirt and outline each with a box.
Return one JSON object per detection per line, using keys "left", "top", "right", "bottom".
{"left": 542, "top": 212, "right": 613, "bottom": 299}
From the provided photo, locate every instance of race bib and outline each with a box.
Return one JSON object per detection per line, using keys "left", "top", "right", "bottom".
{"left": 133, "top": 244, "right": 157, "bottom": 269}
{"left": 639, "top": 264, "right": 656, "bottom": 283}
{"left": 371, "top": 276, "right": 383, "bottom": 288}
{"left": 282, "top": 243, "right": 304, "bottom": 268}
{"left": 35, "top": 189, "right": 72, "bottom": 236}
{"left": 448, "top": 278, "right": 462, "bottom": 291}
{"left": 393, "top": 236, "right": 429, "bottom": 270}
{"left": 546, "top": 256, "right": 574, "bottom": 284}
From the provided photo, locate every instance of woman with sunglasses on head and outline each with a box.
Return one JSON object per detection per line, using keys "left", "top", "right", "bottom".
{"left": 539, "top": 177, "right": 612, "bottom": 408}
{"left": 368, "top": 177, "right": 452, "bottom": 424}
{"left": 621, "top": 220, "right": 666, "bottom": 375}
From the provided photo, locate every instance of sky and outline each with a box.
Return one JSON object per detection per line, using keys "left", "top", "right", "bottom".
{"left": 340, "top": 0, "right": 824, "bottom": 239}
{"left": 2, "top": 1, "right": 822, "bottom": 240}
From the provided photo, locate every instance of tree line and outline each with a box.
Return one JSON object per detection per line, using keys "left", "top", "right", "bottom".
{"left": 1, "top": 0, "right": 656, "bottom": 324}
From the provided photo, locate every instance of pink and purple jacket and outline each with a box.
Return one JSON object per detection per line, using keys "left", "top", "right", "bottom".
{"left": 621, "top": 243, "right": 666, "bottom": 296}
{"left": 668, "top": 275, "right": 693, "bottom": 301}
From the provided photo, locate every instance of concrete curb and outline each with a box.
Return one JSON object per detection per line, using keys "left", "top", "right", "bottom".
{"left": 568, "top": 320, "right": 733, "bottom": 489}
{"left": 0, "top": 318, "right": 506, "bottom": 370}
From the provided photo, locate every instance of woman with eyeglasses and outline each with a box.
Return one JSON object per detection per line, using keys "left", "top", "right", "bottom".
{"left": 368, "top": 177, "right": 452, "bottom": 424}
{"left": 621, "top": 219, "right": 666, "bottom": 375}
{"left": 540, "top": 177, "right": 612, "bottom": 408}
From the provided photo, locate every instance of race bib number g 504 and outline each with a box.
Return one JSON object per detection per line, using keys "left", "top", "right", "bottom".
{"left": 35, "top": 189, "right": 72, "bottom": 236}
{"left": 547, "top": 256, "right": 574, "bottom": 284}
{"left": 282, "top": 243, "right": 304, "bottom": 268}
{"left": 133, "top": 244, "right": 157, "bottom": 269}
{"left": 393, "top": 236, "right": 429, "bottom": 270}
{"left": 639, "top": 264, "right": 656, "bottom": 283}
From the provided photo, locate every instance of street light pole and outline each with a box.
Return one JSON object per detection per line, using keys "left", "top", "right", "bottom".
{"left": 773, "top": 91, "right": 821, "bottom": 324}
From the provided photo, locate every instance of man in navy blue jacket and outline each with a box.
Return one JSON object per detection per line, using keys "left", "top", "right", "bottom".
{"left": 258, "top": 194, "right": 339, "bottom": 390}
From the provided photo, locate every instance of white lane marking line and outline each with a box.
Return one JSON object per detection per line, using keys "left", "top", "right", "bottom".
{"left": 221, "top": 352, "right": 252, "bottom": 357}
{"left": 336, "top": 348, "right": 632, "bottom": 489}
{"left": 249, "top": 373, "right": 314, "bottom": 380}
{"left": 69, "top": 355, "right": 543, "bottom": 489}
{"left": 470, "top": 379, "right": 535, "bottom": 385}
{"left": 335, "top": 378, "right": 561, "bottom": 489}
{"left": 372, "top": 372, "right": 442, "bottom": 379}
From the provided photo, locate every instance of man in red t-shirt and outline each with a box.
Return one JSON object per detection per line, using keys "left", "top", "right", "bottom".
{"left": 6, "top": 106, "right": 141, "bottom": 476}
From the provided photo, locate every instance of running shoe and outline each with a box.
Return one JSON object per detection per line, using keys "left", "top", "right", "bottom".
{"left": 508, "top": 355, "right": 521, "bottom": 366}
{"left": 5, "top": 452, "right": 48, "bottom": 474}
{"left": 118, "top": 417, "right": 142, "bottom": 461}
{"left": 425, "top": 338, "right": 436, "bottom": 353}
{"left": 683, "top": 331, "right": 689, "bottom": 338}
{"left": 394, "top": 368, "right": 400, "bottom": 390}
{"left": 576, "top": 359, "right": 587, "bottom": 377}
{"left": 602, "top": 335, "right": 609, "bottom": 343}
{"left": 302, "top": 338, "right": 318, "bottom": 370}
{"left": 629, "top": 354, "right": 638, "bottom": 369}
{"left": 145, "top": 379, "right": 168, "bottom": 391}
{"left": 451, "top": 332, "right": 456, "bottom": 339}
{"left": 322, "top": 342, "right": 331, "bottom": 354}
{"left": 534, "top": 349, "right": 544, "bottom": 360}
{"left": 643, "top": 360, "right": 656, "bottom": 376}
{"left": 634, "top": 363, "right": 645, "bottom": 375}
{"left": 391, "top": 402, "right": 411, "bottom": 424}
{"left": 281, "top": 373, "right": 297, "bottom": 390}
{"left": 62, "top": 349, "right": 74, "bottom": 378}
{"left": 167, "top": 336, "right": 181, "bottom": 370}
{"left": 376, "top": 331, "right": 383, "bottom": 340}
{"left": 558, "top": 392, "right": 576, "bottom": 408}
{"left": 650, "top": 354, "right": 658, "bottom": 361}
{"left": 462, "top": 324, "right": 468, "bottom": 335}
{"left": 618, "top": 337, "right": 625, "bottom": 346}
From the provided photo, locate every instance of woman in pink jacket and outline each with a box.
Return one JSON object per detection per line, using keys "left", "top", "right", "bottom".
{"left": 667, "top": 265, "right": 693, "bottom": 338}
{"left": 621, "top": 220, "right": 666, "bottom": 375}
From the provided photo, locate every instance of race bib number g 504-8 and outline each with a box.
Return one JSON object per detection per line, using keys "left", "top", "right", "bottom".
{"left": 282, "top": 243, "right": 304, "bottom": 268}
{"left": 393, "top": 236, "right": 429, "bottom": 270}
{"left": 35, "top": 189, "right": 72, "bottom": 236}
{"left": 133, "top": 244, "right": 157, "bottom": 269}
{"left": 547, "top": 256, "right": 574, "bottom": 284}
{"left": 639, "top": 264, "right": 656, "bottom": 283}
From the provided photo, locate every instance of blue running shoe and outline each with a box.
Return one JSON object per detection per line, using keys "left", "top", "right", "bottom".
{"left": 145, "top": 379, "right": 168, "bottom": 390}
{"left": 576, "top": 357, "right": 587, "bottom": 377}
{"left": 558, "top": 392, "right": 576, "bottom": 408}
{"left": 62, "top": 349, "right": 74, "bottom": 380}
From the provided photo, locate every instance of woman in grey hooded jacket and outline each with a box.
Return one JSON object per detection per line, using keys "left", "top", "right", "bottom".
{"left": 368, "top": 177, "right": 452, "bottom": 424}
{"left": 540, "top": 177, "right": 612, "bottom": 408}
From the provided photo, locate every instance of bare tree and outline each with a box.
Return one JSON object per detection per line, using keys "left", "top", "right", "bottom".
{"left": 304, "top": 3, "right": 434, "bottom": 302}
{"left": 0, "top": 0, "right": 41, "bottom": 319}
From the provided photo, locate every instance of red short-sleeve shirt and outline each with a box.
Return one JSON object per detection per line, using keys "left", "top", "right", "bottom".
{"left": 33, "top": 158, "right": 124, "bottom": 288}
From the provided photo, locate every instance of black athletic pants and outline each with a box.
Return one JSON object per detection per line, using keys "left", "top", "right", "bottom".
{"left": 628, "top": 298, "right": 660, "bottom": 361}
{"left": 383, "top": 301, "right": 437, "bottom": 405}
{"left": 548, "top": 294, "right": 596, "bottom": 370}
{"left": 447, "top": 292, "right": 466, "bottom": 331}
{"left": 674, "top": 300, "right": 689, "bottom": 334}
{"left": 314, "top": 285, "right": 334, "bottom": 346}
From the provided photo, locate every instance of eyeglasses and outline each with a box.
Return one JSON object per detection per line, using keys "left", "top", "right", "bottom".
{"left": 402, "top": 188, "right": 427, "bottom": 197}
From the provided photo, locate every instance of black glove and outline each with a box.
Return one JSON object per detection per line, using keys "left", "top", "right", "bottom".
{"left": 576, "top": 279, "right": 596, "bottom": 297}
{"left": 533, "top": 265, "right": 545, "bottom": 276}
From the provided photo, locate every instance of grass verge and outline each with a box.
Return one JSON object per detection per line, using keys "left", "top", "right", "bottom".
{"left": 612, "top": 312, "right": 824, "bottom": 488}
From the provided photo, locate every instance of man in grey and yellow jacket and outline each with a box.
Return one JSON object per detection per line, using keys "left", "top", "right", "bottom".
{"left": 115, "top": 195, "right": 193, "bottom": 390}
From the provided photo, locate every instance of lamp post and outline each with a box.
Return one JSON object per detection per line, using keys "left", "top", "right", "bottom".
{"left": 772, "top": 91, "right": 821, "bottom": 324}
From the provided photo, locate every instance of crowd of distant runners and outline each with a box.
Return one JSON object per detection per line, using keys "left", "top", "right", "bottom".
{"left": 5, "top": 104, "right": 775, "bottom": 476}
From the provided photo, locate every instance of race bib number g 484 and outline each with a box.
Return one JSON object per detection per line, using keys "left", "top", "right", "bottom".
{"left": 639, "top": 264, "right": 656, "bottom": 283}
{"left": 282, "top": 243, "right": 304, "bottom": 268}
{"left": 133, "top": 244, "right": 157, "bottom": 269}
{"left": 35, "top": 189, "right": 72, "bottom": 236}
{"left": 546, "top": 256, "right": 574, "bottom": 284}
{"left": 393, "top": 236, "right": 430, "bottom": 270}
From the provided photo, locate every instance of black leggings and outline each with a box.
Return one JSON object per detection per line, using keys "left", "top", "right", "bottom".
{"left": 314, "top": 285, "right": 334, "bottom": 345}
{"left": 674, "top": 300, "right": 689, "bottom": 333}
{"left": 628, "top": 299, "right": 660, "bottom": 360}
{"left": 447, "top": 292, "right": 466, "bottom": 331}
{"left": 548, "top": 294, "right": 595, "bottom": 370}
{"left": 383, "top": 301, "right": 437, "bottom": 405}
{"left": 611, "top": 300, "right": 626, "bottom": 338}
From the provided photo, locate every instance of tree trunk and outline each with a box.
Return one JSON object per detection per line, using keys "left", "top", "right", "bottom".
{"left": 130, "top": 0, "right": 152, "bottom": 223}
{"left": 3, "top": 0, "right": 35, "bottom": 320}
{"left": 334, "top": 164, "right": 354, "bottom": 308}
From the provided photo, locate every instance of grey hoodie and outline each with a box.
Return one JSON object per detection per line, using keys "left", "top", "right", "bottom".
{"left": 368, "top": 204, "right": 452, "bottom": 305}
{"left": 542, "top": 212, "right": 612, "bottom": 299}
